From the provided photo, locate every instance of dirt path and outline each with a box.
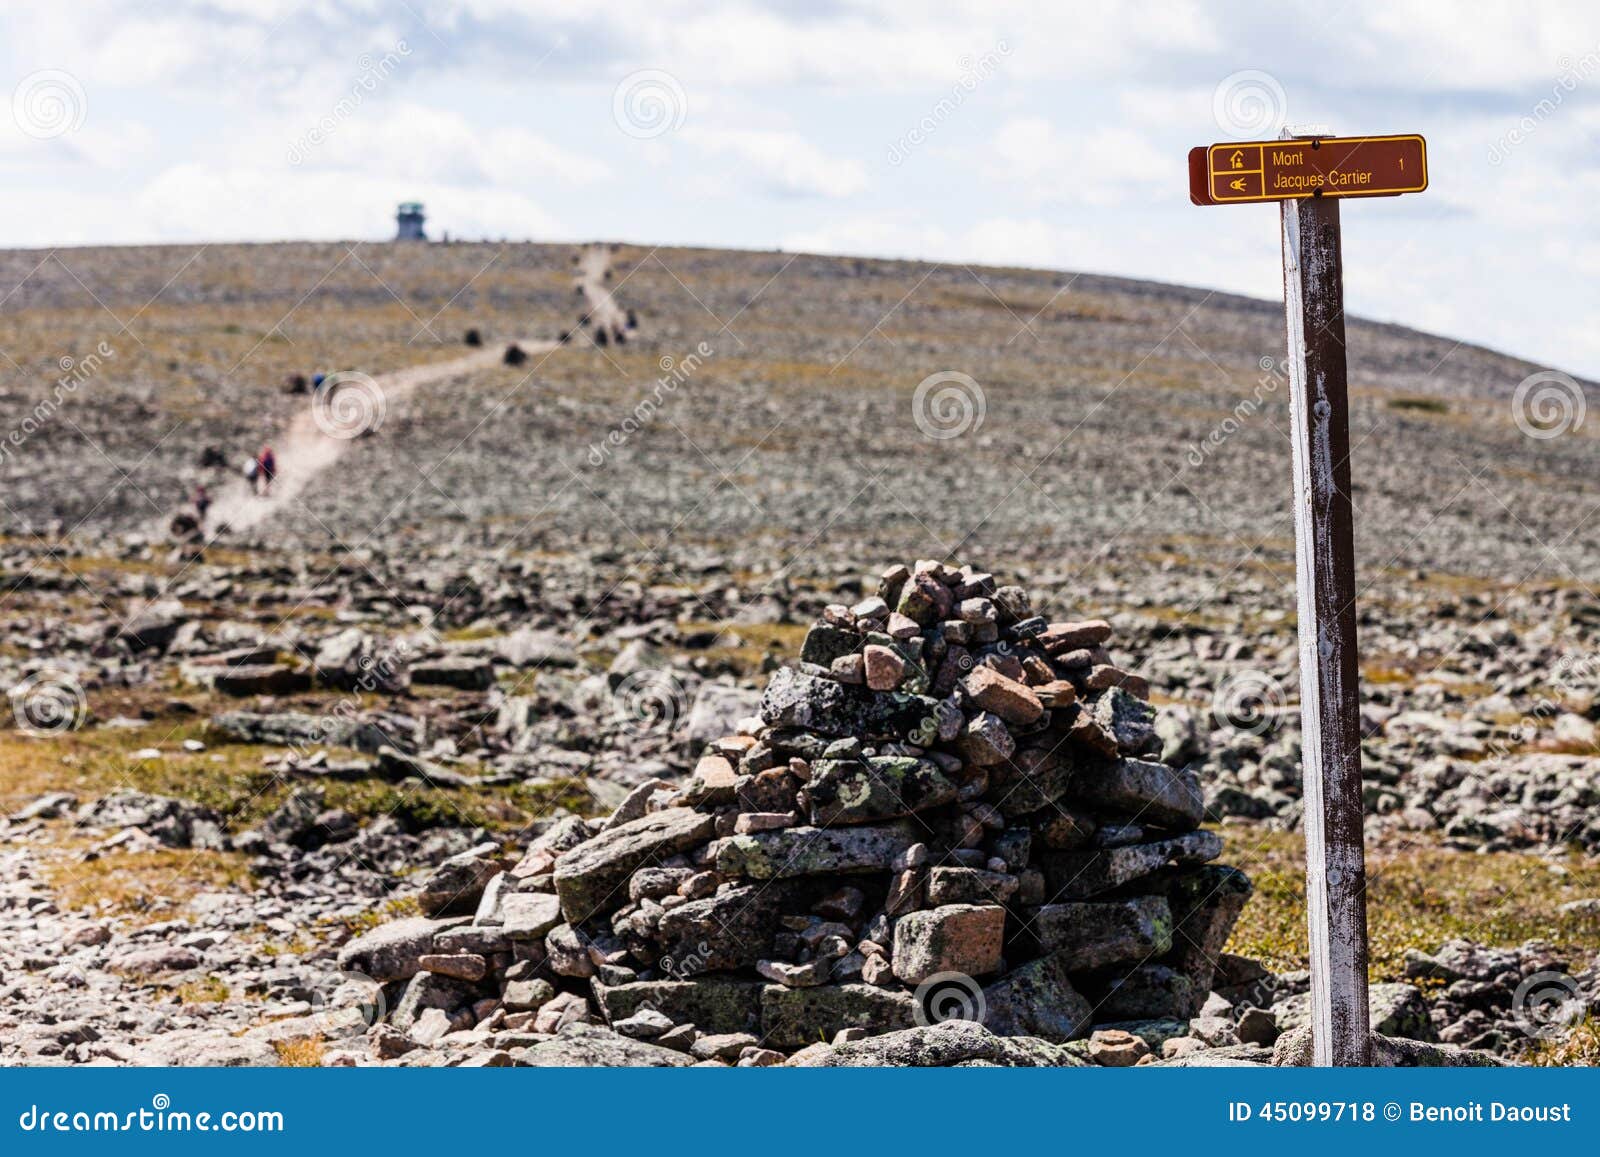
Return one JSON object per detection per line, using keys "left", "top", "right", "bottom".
{"left": 574, "top": 244, "right": 630, "bottom": 341}
{"left": 206, "top": 341, "right": 556, "bottom": 535}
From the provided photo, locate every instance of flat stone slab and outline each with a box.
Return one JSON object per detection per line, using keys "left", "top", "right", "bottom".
{"left": 553, "top": 807, "right": 715, "bottom": 922}
{"left": 593, "top": 977, "right": 763, "bottom": 1035}
{"left": 499, "top": 892, "right": 563, "bottom": 941}
{"left": 515, "top": 1023, "right": 690, "bottom": 1067}
{"left": 1041, "top": 830, "right": 1221, "bottom": 900}
{"left": 791, "top": 1020, "right": 1083, "bottom": 1067}
{"left": 1073, "top": 758, "right": 1203, "bottom": 831}
{"left": 337, "top": 915, "right": 463, "bottom": 983}
{"left": 714, "top": 822, "right": 918, "bottom": 879}
{"left": 760, "top": 983, "right": 917, "bottom": 1050}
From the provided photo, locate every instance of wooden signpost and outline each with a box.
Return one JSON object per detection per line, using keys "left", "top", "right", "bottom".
{"left": 1190, "top": 131, "right": 1429, "bottom": 1066}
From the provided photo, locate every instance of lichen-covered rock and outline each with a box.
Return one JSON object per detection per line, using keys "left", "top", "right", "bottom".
{"left": 981, "top": 952, "right": 1094, "bottom": 1042}
{"left": 806, "top": 756, "right": 957, "bottom": 825}
{"left": 1032, "top": 896, "right": 1173, "bottom": 970}
{"left": 1271, "top": 1025, "right": 1504, "bottom": 1067}
{"left": 760, "top": 983, "right": 918, "bottom": 1049}
{"left": 515, "top": 1022, "right": 691, "bottom": 1067}
{"left": 1041, "top": 830, "right": 1222, "bottom": 900}
{"left": 792, "top": 1019, "right": 1084, "bottom": 1067}
{"left": 593, "top": 978, "right": 763, "bottom": 1035}
{"left": 714, "top": 823, "right": 918, "bottom": 879}
{"left": 655, "top": 885, "right": 784, "bottom": 975}
{"left": 1272, "top": 982, "right": 1437, "bottom": 1042}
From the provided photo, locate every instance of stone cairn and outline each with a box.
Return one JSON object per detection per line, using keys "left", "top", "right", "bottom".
{"left": 340, "top": 561, "right": 1252, "bottom": 1064}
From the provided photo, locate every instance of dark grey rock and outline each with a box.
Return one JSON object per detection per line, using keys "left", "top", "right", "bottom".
{"left": 1032, "top": 895, "right": 1173, "bottom": 970}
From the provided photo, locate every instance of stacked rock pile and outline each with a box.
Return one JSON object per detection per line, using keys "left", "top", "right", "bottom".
{"left": 339, "top": 561, "right": 1252, "bottom": 1063}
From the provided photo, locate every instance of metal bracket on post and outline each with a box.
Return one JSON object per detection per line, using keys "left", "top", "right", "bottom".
{"left": 1280, "top": 131, "right": 1372, "bottom": 1066}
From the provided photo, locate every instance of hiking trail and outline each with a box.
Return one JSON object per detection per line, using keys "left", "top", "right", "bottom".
{"left": 204, "top": 340, "right": 557, "bottom": 535}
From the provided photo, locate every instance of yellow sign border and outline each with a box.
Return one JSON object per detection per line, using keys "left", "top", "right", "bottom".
{"left": 1205, "top": 134, "right": 1427, "bottom": 203}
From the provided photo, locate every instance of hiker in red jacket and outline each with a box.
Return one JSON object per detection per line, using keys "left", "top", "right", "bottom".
{"left": 256, "top": 446, "right": 276, "bottom": 496}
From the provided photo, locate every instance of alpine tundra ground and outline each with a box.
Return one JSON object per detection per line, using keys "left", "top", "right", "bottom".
{"left": 0, "top": 240, "right": 1597, "bottom": 1065}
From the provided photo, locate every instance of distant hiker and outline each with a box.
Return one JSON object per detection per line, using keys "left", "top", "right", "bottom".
{"left": 256, "top": 446, "right": 276, "bottom": 496}
{"left": 194, "top": 484, "right": 211, "bottom": 525}
{"left": 243, "top": 457, "right": 259, "bottom": 490}
{"left": 312, "top": 372, "right": 327, "bottom": 393}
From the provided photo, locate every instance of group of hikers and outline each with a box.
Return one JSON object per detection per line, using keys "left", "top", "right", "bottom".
{"left": 188, "top": 445, "right": 275, "bottom": 532}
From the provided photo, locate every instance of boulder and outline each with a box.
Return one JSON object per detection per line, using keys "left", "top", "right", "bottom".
{"left": 790, "top": 1020, "right": 1079, "bottom": 1067}
{"left": 593, "top": 977, "right": 763, "bottom": 1035}
{"left": 516, "top": 1022, "right": 691, "bottom": 1067}
{"left": 892, "top": 904, "right": 1006, "bottom": 985}
{"left": 981, "top": 952, "right": 1094, "bottom": 1042}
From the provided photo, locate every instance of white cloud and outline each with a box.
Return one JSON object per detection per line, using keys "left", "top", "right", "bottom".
{"left": 991, "top": 118, "right": 1170, "bottom": 207}
{"left": 682, "top": 127, "right": 868, "bottom": 199}
{"left": 287, "top": 102, "right": 611, "bottom": 187}
{"left": 0, "top": 0, "right": 1596, "bottom": 374}
{"left": 135, "top": 163, "right": 564, "bottom": 243}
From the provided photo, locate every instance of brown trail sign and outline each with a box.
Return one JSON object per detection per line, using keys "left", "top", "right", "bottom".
{"left": 1189, "top": 133, "right": 1426, "bottom": 205}
{"left": 1190, "top": 130, "right": 1427, "bottom": 1066}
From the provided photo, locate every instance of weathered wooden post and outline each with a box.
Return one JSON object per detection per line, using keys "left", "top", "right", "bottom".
{"left": 1279, "top": 159, "right": 1370, "bottom": 1066}
{"left": 1188, "top": 129, "right": 1428, "bottom": 1065}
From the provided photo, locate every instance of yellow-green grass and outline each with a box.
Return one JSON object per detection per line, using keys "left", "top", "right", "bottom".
{"left": 44, "top": 845, "right": 255, "bottom": 926}
{"left": 1224, "top": 826, "right": 1600, "bottom": 981}
{"left": 2, "top": 711, "right": 594, "bottom": 836}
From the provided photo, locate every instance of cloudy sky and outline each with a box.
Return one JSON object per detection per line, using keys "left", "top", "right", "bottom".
{"left": 2, "top": 1, "right": 1597, "bottom": 375}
